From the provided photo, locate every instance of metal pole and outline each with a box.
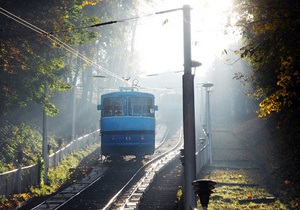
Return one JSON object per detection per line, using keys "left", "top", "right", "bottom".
{"left": 42, "top": 84, "right": 49, "bottom": 184}
{"left": 182, "top": 5, "right": 196, "bottom": 209}
{"left": 72, "top": 86, "right": 76, "bottom": 142}
{"left": 206, "top": 89, "right": 212, "bottom": 164}
{"left": 203, "top": 83, "right": 213, "bottom": 165}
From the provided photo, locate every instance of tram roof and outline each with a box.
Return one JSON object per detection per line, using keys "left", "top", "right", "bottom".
{"left": 101, "top": 90, "right": 154, "bottom": 98}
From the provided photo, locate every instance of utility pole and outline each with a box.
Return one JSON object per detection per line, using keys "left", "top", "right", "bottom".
{"left": 203, "top": 83, "right": 214, "bottom": 165}
{"left": 182, "top": 5, "right": 196, "bottom": 209}
{"left": 72, "top": 85, "right": 76, "bottom": 142}
{"left": 42, "top": 83, "right": 49, "bottom": 184}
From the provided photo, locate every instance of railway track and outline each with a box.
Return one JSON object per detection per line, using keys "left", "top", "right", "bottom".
{"left": 108, "top": 127, "right": 182, "bottom": 209}
{"left": 32, "top": 124, "right": 182, "bottom": 210}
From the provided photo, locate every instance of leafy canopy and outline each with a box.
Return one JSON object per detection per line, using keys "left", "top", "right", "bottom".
{"left": 0, "top": 0, "right": 99, "bottom": 116}
{"left": 231, "top": 0, "right": 299, "bottom": 128}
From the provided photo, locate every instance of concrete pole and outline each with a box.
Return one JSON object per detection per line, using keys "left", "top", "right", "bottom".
{"left": 42, "top": 84, "right": 49, "bottom": 184}
{"left": 203, "top": 83, "right": 213, "bottom": 165}
{"left": 206, "top": 89, "right": 212, "bottom": 164}
{"left": 182, "top": 5, "right": 196, "bottom": 209}
{"left": 72, "top": 86, "right": 76, "bottom": 142}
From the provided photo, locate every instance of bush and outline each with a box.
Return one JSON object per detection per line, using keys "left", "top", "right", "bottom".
{"left": 0, "top": 123, "right": 42, "bottom": 171}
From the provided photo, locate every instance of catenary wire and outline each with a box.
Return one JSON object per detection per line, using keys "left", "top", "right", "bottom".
{"left": 75, "top": 7, "right": 183, "bottom": 29}
{"left": 0, "top": 6, "right": 128, "bottom": 84}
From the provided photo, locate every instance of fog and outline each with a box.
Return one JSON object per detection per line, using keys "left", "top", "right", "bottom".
{"left": 0, "top": 0, "right": 255, "bottom": 164}
{"left": 55, "top": 1, "right": 253, "bottom": 150}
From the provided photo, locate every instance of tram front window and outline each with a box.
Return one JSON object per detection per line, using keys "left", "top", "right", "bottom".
{"left": 129, "top": 97, "right": 154, "bottom": 117}
{"left": 103, "top": 97, "right": 126, "bottom": 117}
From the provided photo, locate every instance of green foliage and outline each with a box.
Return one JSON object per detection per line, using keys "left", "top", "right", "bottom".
{"left": 0, "top": 0, "right": 151, "bottom": 175}
{"left": 30, "top": 143, "right": 99, "bottom": 196}
{"left": 0, "top": 0, "right": 100, "bottom": 117}
{"left": 38, "top": 158, "right": 45, "bottom": 186}
{"left": 231, "top": 0, "right": 299, "bottom": 128}
{"left": 0, "top": 159, "right": 7, "bottom": 174}
{"left": 176, "top": 186, "right": 184, "bottom": 209}
{"left": 0, "top": 0, "right": 143, "bottom": 166}
{"left": 0, "top": 123, "right": 42, "bottom": 171}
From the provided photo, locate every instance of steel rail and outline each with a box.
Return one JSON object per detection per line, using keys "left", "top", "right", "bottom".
{"left": 31, "top": 125, "right": 170, "bottom": 210}
{"left": 107, "top": 127, "right": 183, "bottom": 209}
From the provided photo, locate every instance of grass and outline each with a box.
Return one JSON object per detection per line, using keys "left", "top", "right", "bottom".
{"left": 0, "top": 142, "right": 100, "bottom": 209}
{"left": 177, "top": 118, "right": 300, "bottom": 209}
{"left": 195, "top": 166, "right": 289, "bottom": 209}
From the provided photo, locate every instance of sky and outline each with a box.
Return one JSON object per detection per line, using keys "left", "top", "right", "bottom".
{"left": 135, "top": 0, "right": 240, "bottom": 78}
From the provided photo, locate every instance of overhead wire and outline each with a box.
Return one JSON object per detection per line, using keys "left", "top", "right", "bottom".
{"left": 0, "top": 7, "right": 45, "bottom": 36}
{"left": 77, "top": 7, "right": 183, "bottom": 29}
{"left": 0, "top": 6, "right": 128, "bottom": 84}
{"left": 0, "top": 6, "right": 184, "bottom": 84}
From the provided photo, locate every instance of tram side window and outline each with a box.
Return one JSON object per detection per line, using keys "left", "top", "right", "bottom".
{"left": 103, "top": 99, "right": 112, "bottom": 116}
{"left": 129, "top": 97, "right": 154, "bottom": 117}
{"left": 102, "top": 97, "right": 126, "bottom": 117}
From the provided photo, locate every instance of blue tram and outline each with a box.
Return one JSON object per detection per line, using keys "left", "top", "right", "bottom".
{"left": 97, "top": 87, "right": 158, "bottom": 157}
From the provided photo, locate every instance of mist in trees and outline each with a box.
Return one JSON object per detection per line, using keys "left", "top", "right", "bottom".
{"left": 0, "top": 0, "right": 150, "bottom": 171}
{"left": 229, "top": 0, "right": 299, "bottom": 130}
{"left": 225, "top": 1, "right": 300, "bottom": 206}
{"left": 205, "top": 54, "right": 257, "bottom": 125}
{"left": 0, "top": 0, "right": 298, "bottom": 184}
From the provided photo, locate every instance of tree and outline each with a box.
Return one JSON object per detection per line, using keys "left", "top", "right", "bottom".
{"left": 0, "top": 123, "right": 42, "bottom": 169}
{"left": 0, "top": 0, "right": 99, "bottom": 117}
{"left": 0, "top": 0, "right": 100, "bottom": 170}
{"left": 0, "top": 0, "right": 156, "bottom": 170}
{"left": 230, "top": 0, "right": 299, "bottom": 128}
